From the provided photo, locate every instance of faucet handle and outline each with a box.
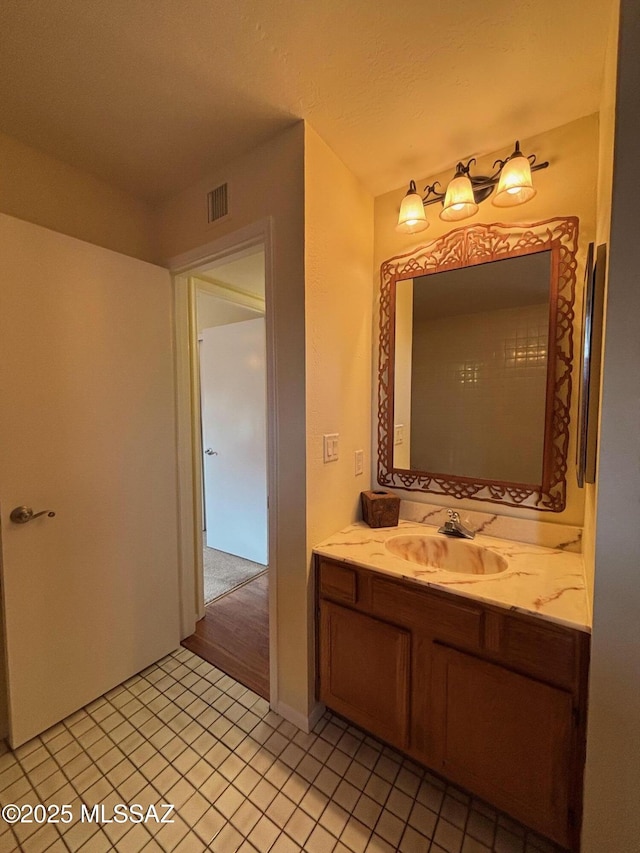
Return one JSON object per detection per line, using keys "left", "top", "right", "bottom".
{"left": 448, "top": 509, "right": 461, "bottom": 523}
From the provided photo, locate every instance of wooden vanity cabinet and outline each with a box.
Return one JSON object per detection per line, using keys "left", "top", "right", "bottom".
{"left": 316, "top": 557, "right": 590, "bottom": 851}
{"left": 319, "top": 601, "right": 411, "bottom": 749}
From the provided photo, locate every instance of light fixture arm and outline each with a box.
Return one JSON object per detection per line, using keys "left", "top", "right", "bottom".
{"left": 492, "top": 140, "right": 548, "bottom": 179}
{"left": 416, "top": 141, "right": 549, "bottom": 208}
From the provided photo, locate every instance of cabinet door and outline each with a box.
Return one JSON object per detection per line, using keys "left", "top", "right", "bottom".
{"left": 430, "top": 644, "right": 573, "bottom": 848}
{"left": 319, "top": 601, "right": 410, "bottom": 748}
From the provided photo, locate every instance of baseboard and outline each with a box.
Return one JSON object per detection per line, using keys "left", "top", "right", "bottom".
{"left": 274, "top": 699, "right": 325, "bottom": 734}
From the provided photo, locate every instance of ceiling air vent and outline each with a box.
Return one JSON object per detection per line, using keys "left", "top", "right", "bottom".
{"left": 207, "top": 183, "right": 229, "bottom": 223}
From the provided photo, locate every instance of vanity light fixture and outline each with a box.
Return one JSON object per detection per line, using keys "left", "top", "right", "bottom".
{"left": 493, "top": 141, "right": 538, "bottom": 206}
{"left": 396, "top": 140, "right": 549, "bottom": 232}
{"left": 440, "top": 164, "right": 479, "bottom": 222}
{"left": 396, "top": 180, "right": 429, "bottom": 233}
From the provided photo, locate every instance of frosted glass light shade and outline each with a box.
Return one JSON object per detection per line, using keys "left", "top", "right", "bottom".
{"left": 493, "top": 153, "right": 536, "bottom": 207}
{"left": 440, "top": 174, "right": 478, "bottom": 221}
{"left": 396, "top": 187, "right": 429, "bottom": 233}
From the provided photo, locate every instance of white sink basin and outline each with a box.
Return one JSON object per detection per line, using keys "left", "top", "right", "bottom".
{"left": 385, "top": 534, "right": 508, "bottom": 575}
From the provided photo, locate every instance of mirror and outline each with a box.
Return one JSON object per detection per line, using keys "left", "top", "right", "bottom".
{"left": 378, "top": 219, "right": 579, "bottom": 511}
{"left": 576, "top": 242, "right": 606, "bottom": 487}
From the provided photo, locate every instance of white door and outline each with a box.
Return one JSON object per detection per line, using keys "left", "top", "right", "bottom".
{"left": 200, "top": 319, "right": 268, "bottom": 564}
{"left": 0, "top": 214, "right": 180, "bottom": 747}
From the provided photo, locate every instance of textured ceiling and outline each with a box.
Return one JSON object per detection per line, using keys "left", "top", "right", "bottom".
{"left": 0, "top": 0, "right": 614, "bottom": 204}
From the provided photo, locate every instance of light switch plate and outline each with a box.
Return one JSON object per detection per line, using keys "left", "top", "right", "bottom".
{"left": 323, "top": 433, "right": 339, "bottom": 463}
{"left": 354, "top": 449, "right": 364, "bottom": 475}
{"left": 394, "top": 424, "right": 404, "bottom": 446}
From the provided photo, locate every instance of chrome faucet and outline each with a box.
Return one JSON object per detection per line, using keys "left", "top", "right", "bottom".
{"left": 438, "top": 509, "right": 476, "bottom": 540}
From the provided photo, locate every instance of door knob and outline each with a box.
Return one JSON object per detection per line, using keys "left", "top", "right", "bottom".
{"left": 10, "top": 506, "right": 56, "bottom": 524}
{"left": 205, "top": 449, "right": 218, "bottom": 456}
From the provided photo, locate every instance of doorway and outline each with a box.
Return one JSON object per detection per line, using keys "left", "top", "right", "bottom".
{"left": 176, "top": 238, "right": 272, "bottom": 700}
{"left": 197, "top": 252, "right": 268, "bottom": 602}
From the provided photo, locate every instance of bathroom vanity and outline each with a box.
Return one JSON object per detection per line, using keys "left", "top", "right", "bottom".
{"left": 314, "top": 521, "right": 590, "bottom": 851}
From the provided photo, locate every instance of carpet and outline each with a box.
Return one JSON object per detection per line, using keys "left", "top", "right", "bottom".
{"left": 203, "top": 547, "right": 267, "bottom": 604}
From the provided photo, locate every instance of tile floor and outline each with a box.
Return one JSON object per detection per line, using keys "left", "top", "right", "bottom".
{"left": 0, "top": 648, "right": 564, "bottom": 853}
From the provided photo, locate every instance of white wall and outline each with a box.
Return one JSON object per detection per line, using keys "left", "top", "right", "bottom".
{"left": 582, "top": 2, "right": 640, "bottom": 850}
{"left": 582, "top": 0, "right": 619, "bottom": 607}
{"left": 196, "top": 291, "right": 260, "bottom": 332}
{"left": 0, "top": 131, "right": 157, "bottom": 263}
{"left": 156, "top": 123, "right": 310, "bottom": 720}
{"left": 304, "top": 125, "right": 374, "bottom": 543}
{"left": 304, "top": 125, "right": 374, "bottom": 711}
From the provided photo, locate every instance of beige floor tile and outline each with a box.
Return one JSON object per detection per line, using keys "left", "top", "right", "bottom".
{"left": 247, "top": 814, "right": 280, "bottom": 851}
{"left": 353, "top": 793, "right": 383, "bottom": 829}
{"left": 234, "top": 765, "right": 261, "bottom": 796}
{"left": 281, "top": 772, "right": 310, "bottom": 805}
{"left": 172, "top": 831, "right": 207, "bottom": 853}
{"left": 230, "top": 799, "right": 262, "bottom": 836}
{"left": 345, "top": 761, "right": 370, "bottom": 791}
{"left": 466, "top": 810, "right": 495, "bottom": 846}
{"left": 305, "top": 823, "right": 338, "bottom": 853}
{"left": 118, "top": 771, "right": 148, "bottom": 801}
{"left": 178, "top": 790, "right": 210, "bottom": 826}
{"left": 266, "top": 792, "right": 297, "bottom": 829}
{"left": 375, "top": 809, "right": 405, "bottom": 847}
{"left": 152, "top": 814, "right": 190, "bottom": 851}
{"left": 441, "top": 794, "right": 470, "bottom": 830}
{"left": 462, "top": 836, "right": 492, "bottom": 853}
{"left": 333, "top": 780, "right": 360, "bottom": 813}
{"left": 399, "top": 825, "right": 431, "bottom": 852}
{"left": 340, "top": 816, "right": 371, "bottom": 853}
{"left": 198, "top": 768, "right": 229, "bottom": 802}
{"left": 408, "top": 802, "right": 438, "bottom": 839}
{"left": 365, "top": 834, "right": 396, "bottom": 853}
{"left": 165, "top": 777, "right": 196, "bottom": 809}
{"left": 77, "top": 829, "right": 114, "bottom": 853}
{"left": 245, "top": 777, "right": 277, "bottom": 813}
{"left": 319, "top": 800, "right": 350, "bottom": 838}
{"left": 264, "top": 759, "right": 291, "bottom": 790}
{"left": 299, "top": 785, "right": 328, "bottom": 820}
{"left": 416, "top": 778, "right": 444, "bottom": 813}
{"left": 60, "top": 816, "right": 102, "bottom": 853}
{"left": 215, "top": 783, "right": 245, "bottom": 819}
{"left": 284, "top": 806, "right": 316, "bottom": 845}
{"left": 271, "top": 833, "right": 302, "bottom": 853}
{"left": 433, "top": 817, "right": 464, "bottom": 853}
{"left": 209, "top": 821, "right": 244, "bottom": 852}
{"left": 193, "top": 806, "right": 226, "bottom": 845}
{"left": 0, "top": 649, "right": 564, "bottom": 853}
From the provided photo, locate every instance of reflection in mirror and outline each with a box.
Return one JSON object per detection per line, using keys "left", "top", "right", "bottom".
{"left": 377, "top": 219, "right": 579, "bottom": 511}
{"left": 393, "top": 253, "right": 551, "bottom": 484}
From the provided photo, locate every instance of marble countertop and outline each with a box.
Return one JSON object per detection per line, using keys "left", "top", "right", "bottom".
{"left": 313, "top": 520, "right": 591, "bottom": 633}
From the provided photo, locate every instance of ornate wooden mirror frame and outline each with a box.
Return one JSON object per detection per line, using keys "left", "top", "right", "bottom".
{"left": 377, "top": 217, "right": 579, "bottom": 511}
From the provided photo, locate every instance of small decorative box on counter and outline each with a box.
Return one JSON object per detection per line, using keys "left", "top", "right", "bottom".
{"left": 360, "top": 490, "right": 400, "bottom": 528}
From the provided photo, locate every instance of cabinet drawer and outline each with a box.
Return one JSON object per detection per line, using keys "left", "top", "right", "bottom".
{"left": 370, "top": 577, "right": 482, "bottom": 648}
{"left": 318, "top": 559, "right": 358, "bottom": 605}
{"left": 501, "top": 616, "right": 578, "bottom": 689}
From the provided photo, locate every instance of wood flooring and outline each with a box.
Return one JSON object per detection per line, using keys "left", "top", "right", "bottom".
{"left": 181, "top": 571, "right": 270, "bottom": 699}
